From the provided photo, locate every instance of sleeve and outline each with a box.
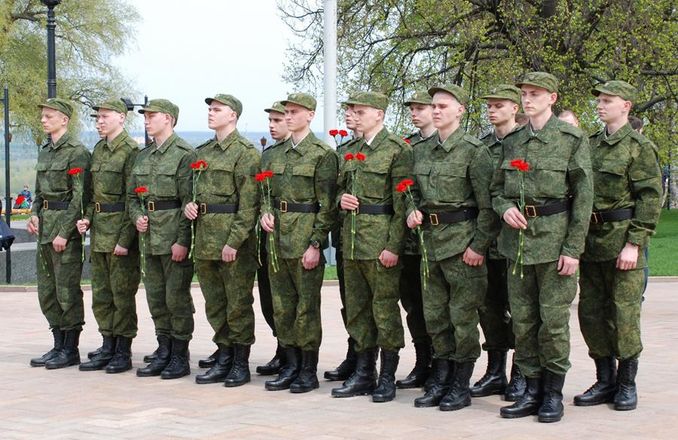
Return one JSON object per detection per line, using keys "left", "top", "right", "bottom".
{"left": 31, "top": 156, "right": 43, "bottom": 218}
{"left": 560, "top": 136, "right": 594, "bottom": 258}
{"left": 117, "top": 147, "right": 140, "bottom": 249}
{"left": 626, "top": 141, "right": 663, "bottom": 247}
{"left": 126, "top": 153, "right": 144, "bottom": 225}
{"left": 490, "top": 146, "right": 516, "bottom": 218}
{"left": 310, "top": 149, "right": 339, "bottom": 244}
{"left": 385, "top": 145, "right": 413, "bottom": 255}
{"left": 468, "top": 146, "right": 501, "bottom": 254}
{"left": 225, "top": 148, "right": 262, "bottom": 249}
{"left": 175, "top": 150, "right": 196, "bottom": 248}
{"left": 57, "top": 147, "right": 92, "bottom": 239}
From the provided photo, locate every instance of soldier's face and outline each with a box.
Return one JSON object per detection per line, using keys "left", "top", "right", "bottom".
{"left": 486, "top": 99, "right": 518, "bottom": 126}
{"left": 344, "top": 106, "right": 358, "bottom": 131}
{"left": 95, "top": 117, "right": 105, "bottom": 138}
{"left": 409, "top": 103, "right": 433, "bottom": 129}
{"left": 268, "top": 111, "right": 288, "bottom": 141}
{"left": 96, "top": 109, "right": 125, "bottom": 137}
{"left": 284, "top": 103, "right": 314, "bottom": 133}
{"left": 596, "top": 93, "right": 631, "bottom": 124}
{"left": 207, "top": 102, "right": 236, "bottom": 130}
{"left": 144, "top": 112, "right": 171, "bottom": 137}
{"left": 520, "top": 85, "right": 557, "bottom": 117}
{"left": 353, "top": 105, "right": 382, "bottom": 134}
{"left": 40, "top": 107, "right": 68, "bottom": 135}
{"left": 431, "top": 92, "right": 464, "bottom": 130}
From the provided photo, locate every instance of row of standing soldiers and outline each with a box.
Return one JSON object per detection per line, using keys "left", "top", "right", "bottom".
{"left": 27, "top": 71, "right": 662, "bottom": 423}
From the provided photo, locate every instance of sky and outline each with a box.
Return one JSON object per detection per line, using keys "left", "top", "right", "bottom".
{"left": 114, "top": 0, "right": 324, "bottom": 133}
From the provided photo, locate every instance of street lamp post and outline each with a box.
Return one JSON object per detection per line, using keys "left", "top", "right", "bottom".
{"left": 2, "top": 85, "right": 12, "bottom": 283}
{"left": 121, "top": 96, "right": 150, "bottom": 146}
{"left": 41, "top": 0, "right": 62, "bottom": 98}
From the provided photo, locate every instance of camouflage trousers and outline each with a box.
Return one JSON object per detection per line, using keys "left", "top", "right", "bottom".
{"left": 399, "top": 254, "right": 430, "bottom": 346}
{"left": 579, "top": 257, "right": 645, "bottom": 360}
{"left": 344, "top": 259, "right": 404, "bottom": 353}
{"left": 479, "top": 258, "right": 514, "bottom": 351}
{"left": 144, "top": 254, "right": 195, "bottom": 341}
{"left": 37, "top": 241, "right": 84, "bottom": 331}
{"left": 508, "top": 260, "right": 577, "bottom": 377}
{"left": 195, "top": 257, "right": 256, "bottom": 347}
{"left": 90, "top": 250, "right": 140, "bottom": 338}
{"left": 423, "top": 254, "right": 485, "bottom": 362}
{"left": 269, "top": 257, "right": 324, "bottom": 351}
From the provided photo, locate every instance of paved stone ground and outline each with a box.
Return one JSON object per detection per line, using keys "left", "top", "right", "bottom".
{"left": 1, "top": 279, "right": 676, "bottom": 439}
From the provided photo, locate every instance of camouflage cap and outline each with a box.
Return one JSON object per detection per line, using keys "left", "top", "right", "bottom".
{"left": 428, "top": 84, "right": 469, "bottom": 106}
{"left": 591, "top": 80, "right": 637, "bottom": 103}
{"left": 342, "top": 91, "right": 389, "bottom": 111}
{"left": 138, "top": 99, "right": 179, "bottom": 124}
{"left": 264, "top": 101, "right": 286, "bottom": 114}
{"left": 481, "top": 84, "right": 522, "bottom": 104}
{"left": 403, "top": 90, "right": 432, "bottom": 106}
{"left": 37, "top": 98, "right": 73, "bottom": 118}
{"left": 205, "top": 94, "right": 243, "bottom": 117}
{"left": 281, "top": 92, "right": 317, "bottom": 111}
{"left": 515, "top": 71, "right": 559, "bottom": 93}
{"left": 92, "top": 98, "right": 128, "bottom": 114}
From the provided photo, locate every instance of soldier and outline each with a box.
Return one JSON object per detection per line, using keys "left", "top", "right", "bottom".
{"left": 259, "top": 93, "right": 338, "bottom": 393}
{"left": 76, "top": 99, "right": 140, "bottom": 374}
{"left": 471, "top": 85, "right": 525, "bottom": 400}
{"left": 28, "top": 98, "right": 91, "bottom": 369}
{"left": 557, "top": 110, "right": 580, "bottom": 127}
{"left": 184, "top": 94, "right": 260, "bottom": 386}
{"left": 575, "top": 81, "right": 662, "bottom": 411}
{"left": 491, "top": 72, "right": 593, "bottom": 422}
{"left": 396, "top": 90, "right": 435, "bottom": 390}
{"left": 127, "top": 99, "right": 196, "bottom": 380}
{"left": 331, "top": 91, "right": 412, "bottom": 403}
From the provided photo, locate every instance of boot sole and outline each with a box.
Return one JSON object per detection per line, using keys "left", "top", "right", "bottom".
{"left": 161, "top": 372, "right": 191, "bottom": 380}
{"left": 614, "top": 403, "right": 637, "bottom": 411}
{"left": 470, "top": 387, "right": 506, "bottom": 397}
{"left": 414, "top": 400, "right": 441, "bottom": 408}
{"left": 331, "top": 389, "right": 374, "bottom": 398}
{"left": 45, "top": 360, "right": 80, "bottom": 370}
{"left": 79, "top": 365, "right": 107, "bottom": 371}
{"left": 105, "top": 366, "right": 132, "bottom": 374}
{"left": 256, "top": 368, "right": 281, "bottom": 376}
{"left": 224, "top": 377, "right": 251, "bottom": 388}
{"left": 290, "top": 383, "right": 319, "bottom": 393}
{"left": 538, "top": 414, "right": 563, "bottom": 423}
{"left": 439, "top": 400, "right": 471, "bottom": 411}
{"left": 195, "top": 375, "right": 228, "bottom": 384}
{"left": 500, "top": 409, "right": 539, "bottom": 418}
{"left": 136, "top": 370, "right": 163, "bottom": 377}
{"left": 372, "top": 395, "right": 395, "bottom": 403}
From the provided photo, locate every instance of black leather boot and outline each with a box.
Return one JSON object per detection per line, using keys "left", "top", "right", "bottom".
{"left": 265, "top": 347, "right": 301, "bottom": 391}
{"left": 614, "top": 358, "right": 638, "bottom": 411}
{"left": 331, "top": 348, "right": 378, "bottom": 398}
{"left": 87, "top": 335, "right": 115, "bottom": 360}
{"left": 414, "top": 359, "right": 451, "bottom": 408}
{"left": 106, "top": 336, "right": 133, "bottom": 374}
{"left": 471, "top": 350, "right": 508, "bottom": 397}
{"left": 224, "top": 345, "right": 251, "bottom": 387}
{"left": 396, "top": 342, "right": 432, "bottom": 389}
{"left": 137, "top": 335, "right": 171, "bottom": 377}
{"left": 504, "top": 356, "right": 526, "bottom": 401}
{"left": 161, "top": 338, "right": 191, "bottom": 379}
{"left": 574, "top": 357, "right": 617, "bottom": 406}
{"left": 30, "top": 329, "right": 64, "bottom": 367}
{"left": 45, "top": 329, "right": 81, "bottom": 369}
{"left": 324, "top": 337, "right": 357, "bottom": 381}
{"left": 290, "top": 350, "right": 320, "bottom": 393}
{"left": 500, "top": 374, "right": 542, "bottom": 418}
{"left": 195, "top": 345, "right": 233, "bottom": 384}
{"left": 372, "top": 350, "right": 400, "bottom": 403}
{"left": 79, "top": 334, "right": 116, "bottom": 371}
{"left": 198, "top": 347, "right": 220, "bottom": 369}
{"left": 538, "top": 370, "right": 565, "bottom": 422}
{"left": 256, "top": 342, "right": 285, "bottom": 376}
{"left": 439, "top": 361, "right": 474, "bottom": 411}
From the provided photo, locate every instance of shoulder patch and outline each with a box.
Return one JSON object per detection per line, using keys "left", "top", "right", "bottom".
{"left": 557, "top": 120, "right": 584, "bottom": 138}
{"left": 628, "top": 130, "right": 657, "bottom": 152}
{"left": 589, "top": 128, "right": 604, "bottom": 140}
{"left": 462, "top": 134, "right": 484, "bottom": 147}
{"left": 195, "top": 139, "right": 213, "bottom": 150}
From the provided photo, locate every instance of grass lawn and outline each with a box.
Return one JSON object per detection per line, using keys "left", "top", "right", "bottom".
{"left": 648, "top": 209, "right": 678, "bottom": 276}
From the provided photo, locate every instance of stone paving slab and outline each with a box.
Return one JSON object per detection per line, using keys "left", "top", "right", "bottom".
{"left": 1, "top": 280, "right": 676, "bottom": 439}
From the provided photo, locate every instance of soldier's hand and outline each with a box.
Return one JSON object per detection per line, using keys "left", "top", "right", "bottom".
{"left": 463, "top": 247, "right": 485, "bottom": 266}
{"left": 52, "top": 235, "right": 68, "bottom": 253}
{"left": 76, "top": 219, "right": 90, "bottom": 235}
{"left": 260, "top": 213, "right": 275, "bottom": 233}
{"left": 184, "top": 202, "right": 199, "bottom": 220}
{"left": 340, "top": 194, "right": 359, "bottom": 211}
{"left": 113, "top": 245, "right": 129, "bottom": 256}
{"left": 557, "top": 255, "right": 579, "bottom": 276}
{"left": 27, "top": 215, "right": 40, "bottom": 235}
{"left": 302, "top": 245, "right": 320, "bottom": 270}
{"left": 171, "top": 243, "right": 188, "bottom": 262}
{"left": 222, "top": 244, "right": 238, "bottom": 263}
{"left": 616, "top": 243, "right": 639, "bottom": 271}
{"left": 378, "top": 249, "right": 398, "bottom": 268}
{"left": 503, "top": 207, "right": 527, "bottom": 230}
{"left": 136, "top": 215, "right": 149, "bottom": 233}
{"left": 407, "top": 210, "right": 423, "bottom": 229}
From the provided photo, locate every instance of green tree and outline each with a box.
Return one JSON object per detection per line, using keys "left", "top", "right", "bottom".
{"left": 0, "top": 0, "right": 140, "bottom": 143}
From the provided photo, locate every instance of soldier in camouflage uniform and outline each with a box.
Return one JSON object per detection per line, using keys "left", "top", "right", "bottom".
{"left": 406, "top": 85, "right": 498, "bottom": 410}
{"left": 331, "top": 92, "right": 412, "bottom": 403}
{"left": 28, "top": 98, "right": 91, "bottom": 370}
{"left": 127, "top": 99, "right": 196, "bottom": 380}
{"left": 396, "top": 90, "right": 436, "bottom": 390}
{"left": 471, "top": 85, "right": 525, "bottom": 400}
{"left": 491, "top": 72, "right": 593, "bottom": 422}
{"left": 76, "top": 99, "right": 140, "bottom": 374}
{"left": 575, "top": 81, "right": 662, "bottom": 411}
{"left": 259, "top": 93, "right": 338, "bottom": 393}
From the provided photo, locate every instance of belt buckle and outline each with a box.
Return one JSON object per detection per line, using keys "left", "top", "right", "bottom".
{"left": 200, "top": 203, "right": 207, "bottom": 215}
{"left": 591, "top": 212, "right": 602, "bottom": 224}
{"left": 524, "top": 205, "right": 537, "bottom": 218}
{"left": 43, "top": 200, "right": 49, "bottom": 209}
{"left": 95, "top": 202, "right": 101, "bottom": 213}
{"left": 429, "top": 213, "right": 439, "bottom": 226}
{"left": 279, "top": 200, "right": 288, "bottom": 213}
{"left": 147, "top": 201, "right": 156, "bottom": 212}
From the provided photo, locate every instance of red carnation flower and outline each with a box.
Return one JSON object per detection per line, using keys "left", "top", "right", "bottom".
{"left": 262, "top": 170, "right": 274, "bottom": 178}
{"left": 67, "top": 167, "right": 83, "bottom": 176}
{"left": 344, "top": 153, "right": 354, "bottom": 161}
{"left": 403, "top": 138, "right": 411, "bottom": 144}
{"left": 339, "top": 129, "right": 349, "bottom": 137}
{"left": 510, "top": 159, "right": 530, "bottom": 172}
{"left": 255, "top": 173, "right": 266, "bottom": 182}
{"left": 190, "top": 160, "right": 208, "bottom": 170}
{"left": 329, "top": 129, "right": 339, "bottom": 137}
{"left": 134, "top": 186, "right": 148, "bottom": 194}
{"left": 356, "top": 152, "right": 366, "bottom": 161}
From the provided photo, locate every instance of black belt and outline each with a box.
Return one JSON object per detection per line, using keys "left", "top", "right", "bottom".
{"left": 524, "top": 199, "right": 570, "bottom": 218}
{"left": 423, "top": 208, "right": 478, "bottom": 225}
{"left": 95, "top": 201, "right": 125, "bottom": 213}
{"left": 199, "top": 203, "right": 238, "bottom": 214}
{"left": 146, "top": 199, "right": 181, "bottom": 212}
{"left": 591, "top": 208, "right": 633, "bottom": 224}
{"left": 357, "top": 204, "right": 394, "bottom": 215}
{"left": 274, "top": 199, "right": 319, "bottom": 213}
{"left": 42, "top": 200, "right": 69, "bottom": 210}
